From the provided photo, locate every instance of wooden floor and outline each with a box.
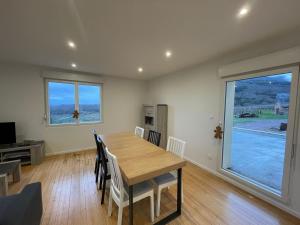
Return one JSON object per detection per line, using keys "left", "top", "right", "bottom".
{"left": 8, "top": 150, "right": 300, "bottom": 225}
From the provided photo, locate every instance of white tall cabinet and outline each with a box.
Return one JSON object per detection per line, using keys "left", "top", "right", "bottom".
{"left": 143, "top": 104, "right": 168, "bottom": 148}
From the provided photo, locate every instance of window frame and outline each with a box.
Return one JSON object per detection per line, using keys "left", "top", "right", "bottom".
{"left": 44, "top": 78, "right": 103, "bottom": 126}
{"left": 218, "top": 66, "right": 300, "bottom": 203}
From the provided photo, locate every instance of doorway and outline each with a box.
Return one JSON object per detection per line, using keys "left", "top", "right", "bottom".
{"left": 221, "top": 67, "right": 299, "bottom": 199}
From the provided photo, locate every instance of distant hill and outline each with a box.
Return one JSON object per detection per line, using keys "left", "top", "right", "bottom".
{"left": 50, "top": 104, "right": 100, "bottom": 114}
{"left": 234, "top": 75, "right": 291, "bottom": 107}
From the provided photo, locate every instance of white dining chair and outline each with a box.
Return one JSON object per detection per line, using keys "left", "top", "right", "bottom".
{"left": 153, "top": 136, "right": 186, "bottom": 217}
{"left": 106, "top": 147, "right": 154, "bottom": 225}
{"left": 134, "top": 126, "right": 144, "bottom": 138}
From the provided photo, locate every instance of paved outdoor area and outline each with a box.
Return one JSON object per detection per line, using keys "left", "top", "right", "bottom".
{"left": 229, "top": 128, "right": 285, "bottom": 191}
{"left": 234, "top": 119, "right": 287, "bottom": 134}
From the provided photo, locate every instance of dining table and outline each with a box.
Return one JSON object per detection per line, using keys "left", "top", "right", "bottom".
{"left": 100, "top": 132, "right": 186, "bottom": 225}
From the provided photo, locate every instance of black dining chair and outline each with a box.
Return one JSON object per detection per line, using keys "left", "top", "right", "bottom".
{"left": 97, "top": 136, "right": 111, "bottom": 204}
{"left": 147, "top": 130, "right": 161, "bottom": 146}
{"left": 92, "top": 130, "right": 101, "bottom": 183}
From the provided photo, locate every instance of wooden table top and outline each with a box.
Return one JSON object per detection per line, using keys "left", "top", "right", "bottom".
{"left": 100, "top": 132, "right": 186, "bottom": 186}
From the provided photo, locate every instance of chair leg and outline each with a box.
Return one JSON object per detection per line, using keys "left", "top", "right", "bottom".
{"left": 101, "top": 177, "right": 106, "bottom": 204}
{"left": 94, "top": 159, "right": 97, "bottom": 174}
{"left": 12, "top": 163, "right": 21, "bottom": 182}
{"left": 117, "top": 205, "right": 123, "bottom": 225}
{"left": 108, "top": 188, "right": 112, "bottom": 216}
{"left": 0, "top": 175, "right": 8, "bottom": 197}
{"left": 99, "top": 172, "right": 103, "bottom": 190}
{"left": 156, "top": 187, "right": 162, "bottom": 217}
{"left": 150, "top": 193, "right": 154, "bottom": 222}
{"left": 181, "top": 182, "right": 184, "bottom": 203}
{"left": 95, "top": 162, "right": 100, "bottom": 183}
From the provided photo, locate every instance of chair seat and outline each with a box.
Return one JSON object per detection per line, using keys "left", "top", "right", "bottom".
{"left": 100, "top": 161, "right": 111, "bottom": 175}
{"left": 0, "top": 161, "right": 19, "bottom": 175}
{"left": 153, "top": 173, "right": 176, "bottom": 186}
{"left": 96, "top": 155, "right": 109, "bottom": 163}
{"left": 124, "top": 181, "right": 153, "bottom": 201}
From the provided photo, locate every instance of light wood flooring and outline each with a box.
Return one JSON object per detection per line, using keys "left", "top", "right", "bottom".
{"left": 8, "top": 150, "right": 300, "bottom": 225}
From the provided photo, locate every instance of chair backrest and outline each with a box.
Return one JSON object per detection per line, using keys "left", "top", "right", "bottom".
{"left": 97, "top": 135, "right": 108, "bottom": 173}
{"left": 105, "top": 147, "right": 124, "bottom": 199}
{"left": 134, "top": 126, "right": 144, "bottom": 138}
{"left": 93, "top": 130, "right": 102, "bottom": 158}
{"left": 166, "top": 136, "right": 186, "bottom": 159}
{"left": 92, "top": 129, "right": 98, "bottom": 146}
{"left": 95, "top": 133, "right": 102, "bottom": 159}
{"left": 147, "top": 130, "right": 161, "bottom": 146}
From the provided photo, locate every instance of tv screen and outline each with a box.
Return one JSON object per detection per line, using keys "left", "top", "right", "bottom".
{"left": 0, "top": 122, "right": 16, "bottom": 145}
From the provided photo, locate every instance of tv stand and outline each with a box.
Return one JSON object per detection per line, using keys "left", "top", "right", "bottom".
{"left": 0, "top": 140, "right": 44, "bottom": 165}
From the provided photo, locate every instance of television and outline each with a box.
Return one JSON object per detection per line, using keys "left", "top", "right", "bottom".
{"left": 0, "top": 122, "right": 16, "bottom": 145}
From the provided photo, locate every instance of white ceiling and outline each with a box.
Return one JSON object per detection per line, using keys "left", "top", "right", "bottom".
{"left": 1, "top": 0, "right": 300, "bottom": 79}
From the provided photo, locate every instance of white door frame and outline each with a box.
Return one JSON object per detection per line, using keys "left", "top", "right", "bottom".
{"left": 218, "top": 65, "right": 300, "bottom": 203}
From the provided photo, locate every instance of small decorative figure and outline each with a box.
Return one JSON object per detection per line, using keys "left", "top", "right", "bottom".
{"left": 214, "top": 125, "right": 223, "bottom": 139}
{"left": 72, "top": 110, "right": 80, "bottom": 119}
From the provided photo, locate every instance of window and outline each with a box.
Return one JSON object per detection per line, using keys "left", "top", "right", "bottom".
{"left": 46, "top": 80, "right": 102, "bottom": 125}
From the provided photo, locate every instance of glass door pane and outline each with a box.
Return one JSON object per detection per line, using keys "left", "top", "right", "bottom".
{"left": 222, "top": 72, "right": 293, "bottom": 194}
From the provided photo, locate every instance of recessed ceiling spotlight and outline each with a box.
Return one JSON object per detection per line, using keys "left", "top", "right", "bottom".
{"left": 138, "top": 67, "right": 143, "bottom": 73}
{"left": 67, "top": 41, "right": 76, "bottom": 49}
{"left": 71, "top": 63, "right": 77, "bottom": 68}
{"left": 165, "top": 50, "right": 172, "bottom": 58}
{"left": 238, "top": 7, "right": 249, "bottom": 18}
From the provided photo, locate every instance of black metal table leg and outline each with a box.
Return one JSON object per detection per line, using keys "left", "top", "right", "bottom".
{"left": 177, "top": 168, "right": 182, "bottom": 214}
{"left": 129, "top": 185, "right": 134, "bottom": 225}
{"left": 154, "top": 168, "right": 182, "bottom": 225}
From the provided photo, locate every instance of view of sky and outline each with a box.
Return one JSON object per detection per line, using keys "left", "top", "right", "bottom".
{"left": 268, "top": 73, "right": 292, "bottom": 82}
{"left": 79, "top": 84, "right": 101, "bottom": 105}
{"left": 48, "top": 73, "right": 290, "bottom": 106}
{"left": 48, "top": 82, "right": 101, "bottom": 105}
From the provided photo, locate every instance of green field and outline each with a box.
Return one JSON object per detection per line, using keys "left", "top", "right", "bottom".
{"left": 233, "top": 109, "right": 288, "bottom": 125}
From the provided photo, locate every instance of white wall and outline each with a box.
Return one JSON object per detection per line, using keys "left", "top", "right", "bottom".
{"left": 146, "top": 32, "right": 300, "bottom": 217}
{"left": 0, "top": 63, "right": 147, "bottom": 155}
{"left": 147, "top": 62, "right": 221, "bottom": 170}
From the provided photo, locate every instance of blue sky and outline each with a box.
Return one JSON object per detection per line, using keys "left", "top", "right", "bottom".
{"left": 270, "top": 73, "right": 292, "bottom": 82}
{"left": 48, "top": 73, "right": 290, "bottom": 106}
{"left": 49, "top": 82, "right": 100, "bottom": 105}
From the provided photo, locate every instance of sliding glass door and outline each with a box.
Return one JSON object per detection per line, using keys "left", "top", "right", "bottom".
{"left": 221, "top": 67, "right": 299, "bottom": 199}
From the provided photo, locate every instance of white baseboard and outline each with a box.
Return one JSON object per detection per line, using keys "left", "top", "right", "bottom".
{"left": 184, "top": 156, "right": 218, "bottom": 176}
{"left": 184, "top": 156, "right": 300, "bottom": 219}
{"left": 45, "top": 146, "right": 95, "bottom": 156}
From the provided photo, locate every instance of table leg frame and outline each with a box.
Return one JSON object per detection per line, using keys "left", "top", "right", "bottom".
{"left": 128, "top": 168, "right": 182, "bottom": 225}
{"left": 129, "top": 185, "right": 134, "bottom": 225}
{"left": 154, "top": 168, "right": 182, "bottom": 225}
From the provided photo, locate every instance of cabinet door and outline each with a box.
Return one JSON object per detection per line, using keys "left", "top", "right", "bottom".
{"left": 157, "top": 105, "right": 168, "bottom": 149}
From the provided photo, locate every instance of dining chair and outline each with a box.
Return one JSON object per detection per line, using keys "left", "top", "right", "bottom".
{"left": 147, "top": 130, "right": 161, "bottom": 146}
{"left": 134, "top": 126, "right": 144, "bottom": 138}
{"left": 92, "top": 129, "right": 101, "bottom": 183}
{"left": 153, "top": 136, "right": 186, "bottom": 217}
{"left": 105, "top": 147, "right": 154, "bottom": 225}
{"left": 97, "top": 136, "right": 111, "bottom": 204}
